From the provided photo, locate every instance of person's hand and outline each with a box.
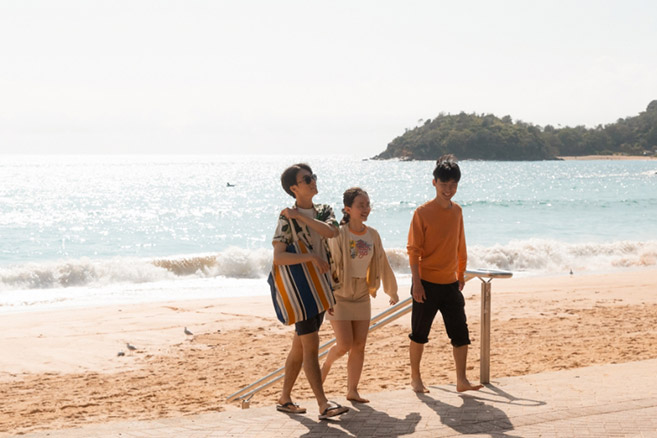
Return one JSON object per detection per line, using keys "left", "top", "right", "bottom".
{"left": 412, "top": 282, "right": 426, "bottom": 303}
{"left": 327, "top": 307, "right": 334, "bottom": 316}
{"left": 389, "top": 297, "right": 399, "bottom": 306}
{"left": 281, "top": 207, "right": 301, "bottom": 220}
{"left": 313, "top": 256, "right": 329, "bottom": 274}
{"left": 458, "top": 279, "right": 465, "bottom": 291}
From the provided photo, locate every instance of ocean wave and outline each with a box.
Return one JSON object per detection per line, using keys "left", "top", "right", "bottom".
{"left": 152, "top": 248, "right": 272, "bottom": 278}
{"left": 468, "top": 239, "right": 657, "bottom": 274}
{"left": 1, "top": 240, "right": 655, "bottom": 291}
{"left": 0, "top": 258, "right": 174, "bottom": 290}
{"left": 0, "top": 247, "right": 272, "bottom": 291}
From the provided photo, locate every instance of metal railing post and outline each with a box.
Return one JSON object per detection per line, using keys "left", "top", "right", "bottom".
{"left": 480, "top": 279, "right": 492, "bottom": 384}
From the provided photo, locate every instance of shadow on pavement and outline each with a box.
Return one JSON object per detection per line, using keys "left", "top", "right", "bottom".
{"left": 416, "top": 384, "right": 544, "bottom": 438}
{"left": 287, "top": 401, "right": 421, "bottom": 438}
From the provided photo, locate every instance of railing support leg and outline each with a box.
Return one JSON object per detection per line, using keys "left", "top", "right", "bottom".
{"left": 480, "top": 280, "right": 491, "bottom": 384}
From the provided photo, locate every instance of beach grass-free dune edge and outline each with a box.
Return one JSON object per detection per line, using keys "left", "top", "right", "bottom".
{"left": 1, "top": 268, "right": 657, "bottom": 435}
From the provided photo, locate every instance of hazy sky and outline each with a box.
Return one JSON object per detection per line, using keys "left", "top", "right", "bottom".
{"left": 1, "top": 0, "right": 656, "bottom": 157}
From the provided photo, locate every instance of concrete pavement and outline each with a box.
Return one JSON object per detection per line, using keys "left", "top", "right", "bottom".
{"left": 11, "top": 358, "right": 657, "bottom": 437}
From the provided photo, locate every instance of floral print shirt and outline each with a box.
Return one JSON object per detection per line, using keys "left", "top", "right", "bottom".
{"left": 272, "top": 203, "right": 338, "bottom": 248}
{"left": 272, "top": 202, "right": 340, "bottom": 285}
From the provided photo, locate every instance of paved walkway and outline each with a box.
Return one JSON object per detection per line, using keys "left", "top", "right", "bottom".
{"left": 13, "top": 359, "right": 657, "bottom": 437}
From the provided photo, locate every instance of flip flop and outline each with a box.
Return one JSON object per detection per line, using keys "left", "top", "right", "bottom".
{"left": 318, "top": 401, "right": 349, "bottom": 420}
{"left": 276, "top": 402, "right": 306, "bottom": 414}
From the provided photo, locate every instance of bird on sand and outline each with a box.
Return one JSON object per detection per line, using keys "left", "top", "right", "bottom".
{"left": 126, "top": 343, "right": 137, "bottom": 351}
{"left": 184, "top": 327, "right": 194, "bottom": 336}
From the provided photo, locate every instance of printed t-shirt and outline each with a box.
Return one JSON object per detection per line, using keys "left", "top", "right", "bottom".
{"left": 347, "top": 227, "right": 374, "bottom": 278}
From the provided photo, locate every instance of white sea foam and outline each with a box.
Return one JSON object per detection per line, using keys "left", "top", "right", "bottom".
{"left": 0, "top": 276, "right": 269, "bottom": 314}
{"left": 1, "top": 240, "right": 655, "bottom": 292}
{"left": 0, "top": 247, "right": 273, "bottom": 291}
{"left": 468, "top": 239, "right": 657, "bottom": 275}
{"left": 1, "top": 239, "right": 655, "bottom": 313}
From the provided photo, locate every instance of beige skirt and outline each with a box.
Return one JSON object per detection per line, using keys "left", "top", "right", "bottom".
{"left": 327, "top": 277, "right": 371, "bottom": 321}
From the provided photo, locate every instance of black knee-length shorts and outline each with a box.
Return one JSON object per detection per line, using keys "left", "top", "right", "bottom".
{"left": 408, "top": 280, "right": 471, "bottom": 347}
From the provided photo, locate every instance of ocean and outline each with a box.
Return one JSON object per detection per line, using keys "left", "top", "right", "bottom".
{"left": 1, "top": 154, "right": 656, "bottom": 313}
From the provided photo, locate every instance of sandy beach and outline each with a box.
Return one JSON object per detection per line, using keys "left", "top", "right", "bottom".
{"left": 2, "top": 268, "right": 657, "bottom": 435}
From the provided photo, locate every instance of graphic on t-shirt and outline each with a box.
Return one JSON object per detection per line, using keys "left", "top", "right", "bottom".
{"left": 350, "top": 239, "right": 372, "bottom": 259}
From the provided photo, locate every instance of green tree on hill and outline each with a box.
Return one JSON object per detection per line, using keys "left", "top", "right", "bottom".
{"left": 374, "top": 100, "right": 657, "bottom": 160}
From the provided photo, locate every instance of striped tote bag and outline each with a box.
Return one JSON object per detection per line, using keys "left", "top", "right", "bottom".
{"left": 267, "top": 224, "right": 335, "bottom": 325}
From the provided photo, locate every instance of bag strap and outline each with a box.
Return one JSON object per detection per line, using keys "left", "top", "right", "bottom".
{"left": 289, "top": 218, "right": 300, "bottom": 242}
{"left": 288, "top": 217, "right": 315, "bottom": 250}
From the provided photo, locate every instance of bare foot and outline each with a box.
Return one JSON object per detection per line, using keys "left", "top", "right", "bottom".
{"left": 346, "top": 391, "right": 370, "bottom": 403}
{"left": 411, "top": 378, "right": 430, "bottom": 393}
{"left": 456, "top": 379, "right": 483, "bottom": 392}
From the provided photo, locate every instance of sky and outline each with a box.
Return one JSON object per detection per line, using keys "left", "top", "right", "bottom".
{"left": 1, "top": 0, "right": 656, "bottom": 157}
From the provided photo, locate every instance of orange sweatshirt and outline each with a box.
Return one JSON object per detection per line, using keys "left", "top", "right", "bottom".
{"left": 407, "top": 199, "right": 467, "bottom": 284}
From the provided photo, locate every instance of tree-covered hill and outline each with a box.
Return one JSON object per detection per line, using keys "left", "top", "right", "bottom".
{"left": 373, "top": 100, "right": 657, "bottom": 160}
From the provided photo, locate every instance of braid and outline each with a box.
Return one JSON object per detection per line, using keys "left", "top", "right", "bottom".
{"left": 340, "top": 209, "right": 351, "bottom": 225}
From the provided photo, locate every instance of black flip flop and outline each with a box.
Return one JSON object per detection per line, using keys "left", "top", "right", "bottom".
{"left": 318, "top": 401, "right": 349, "bottom": 420}
{"left": 276, "top": 402, "right": 306, "bottom": 414}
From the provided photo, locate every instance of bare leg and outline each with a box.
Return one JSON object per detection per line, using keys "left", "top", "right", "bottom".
{"left": 409, "top": 340, "right": 429, "bottom": 393}
{"left": 298, "top": 331, "right": 331, "bottom": 413}
{"left": 321, "top": 320, "right": 353, "bottom": 382}
{"left": 453, "top": 345, "right": 483, "bottom": 392}
{"left": 346, "top": 320, "right": 370, "bottom": 403}
{"left": 278, "top": 333, "right": 304, "bottom": 408}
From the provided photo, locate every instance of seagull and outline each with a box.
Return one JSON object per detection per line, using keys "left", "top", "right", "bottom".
{"left": 126, "top": 343, "right": 137, "bottom": 351}
{"left": 184, "top": 327, "right": 193, "bottom": 336}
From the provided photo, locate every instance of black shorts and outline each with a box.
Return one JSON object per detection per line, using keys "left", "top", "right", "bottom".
{"left": 408, "top": 280, "right": 470, "bottom": 347}
{"left": 294, "top": 311, "right": 325, "bottom": 336}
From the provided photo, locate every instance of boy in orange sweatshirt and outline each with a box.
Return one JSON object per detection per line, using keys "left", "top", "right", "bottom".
{"left": 407, "top": 154, "right": 483, "bottom": 393}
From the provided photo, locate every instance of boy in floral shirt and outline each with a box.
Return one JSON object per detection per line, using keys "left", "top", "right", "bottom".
{"left": 271, "top": 163, "right": 348, "bottom": 420}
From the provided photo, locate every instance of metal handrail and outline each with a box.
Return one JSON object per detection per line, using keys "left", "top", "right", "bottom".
{"left": 225, "top": 297, "right": 415, "bottom": 404}
{"left": 227, "top": 268, "right": 512, "bottom": 407}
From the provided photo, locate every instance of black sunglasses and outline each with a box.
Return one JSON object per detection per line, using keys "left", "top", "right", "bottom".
{"left": 297, "top": 174, "right": 318, "bottom": 185}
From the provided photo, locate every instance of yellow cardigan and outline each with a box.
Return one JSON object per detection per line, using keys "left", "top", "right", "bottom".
{"left": 329, "top": 225, "right": 399, "bottom": 302}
